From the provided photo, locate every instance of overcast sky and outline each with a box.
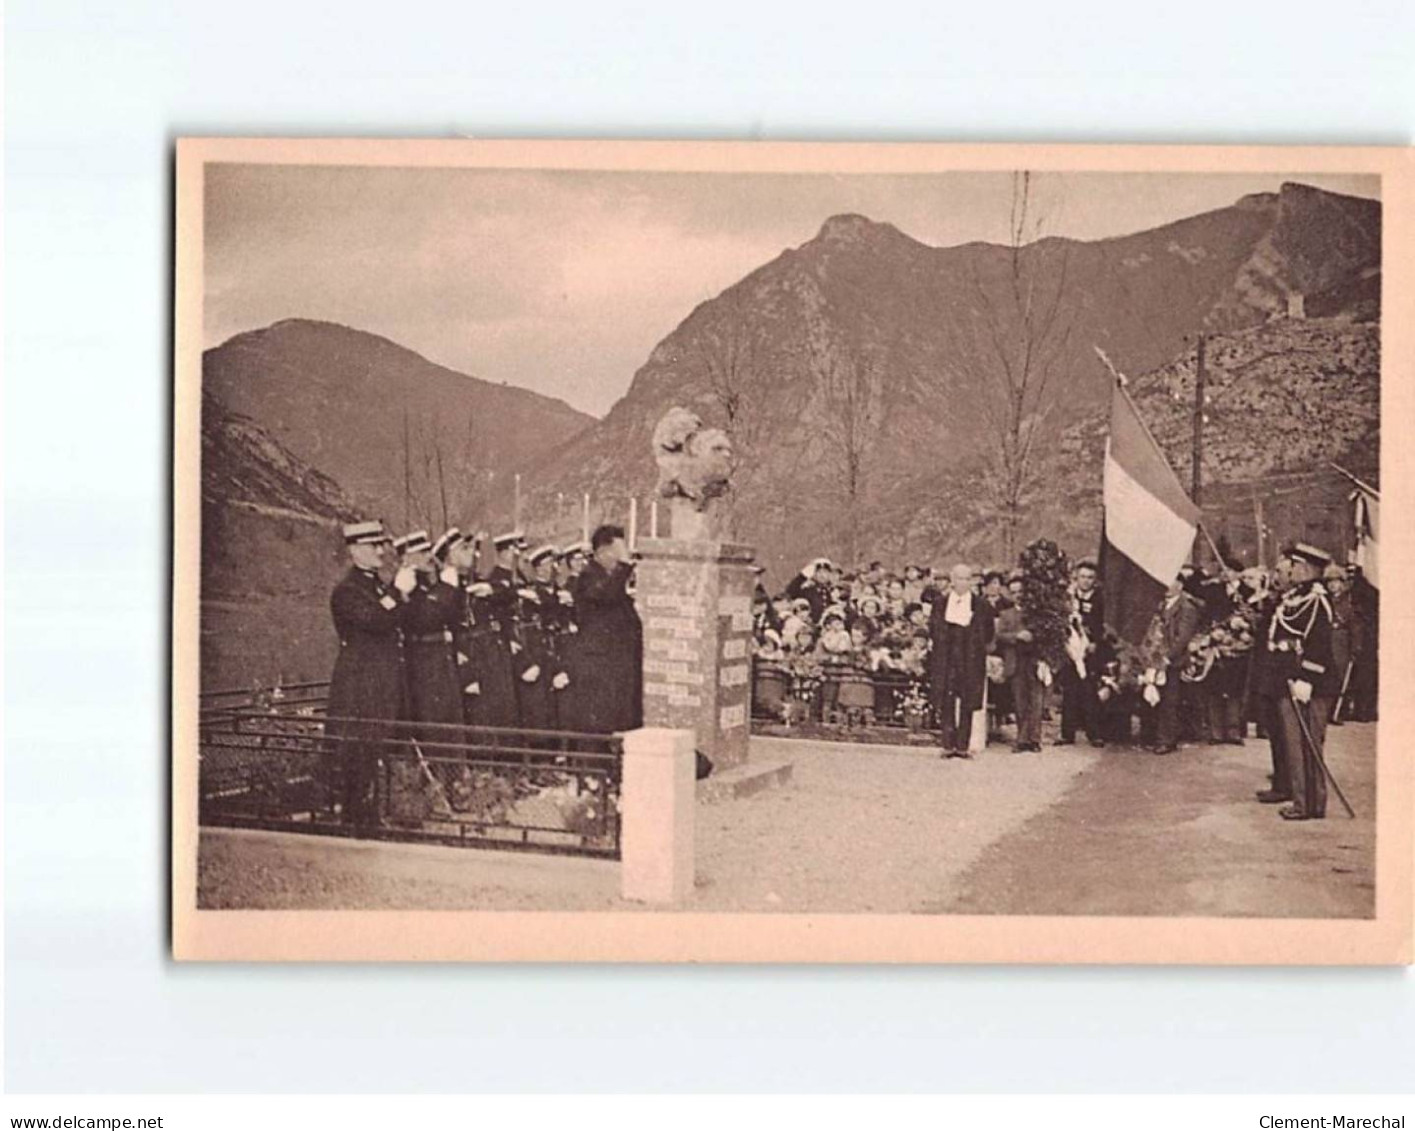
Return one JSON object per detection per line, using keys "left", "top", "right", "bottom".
{"left": 205, "top": 167, "right": 1379, "bottom": 418}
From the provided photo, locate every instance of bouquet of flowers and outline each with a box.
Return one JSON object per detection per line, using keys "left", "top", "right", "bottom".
{"left": 1017, "top": 538, "right": 1073, "bottom": 674}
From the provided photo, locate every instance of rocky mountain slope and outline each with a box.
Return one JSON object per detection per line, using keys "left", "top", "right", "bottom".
{"left": 204, "top": 318, "right": 594, "bottom": 530}
{"left": 877, "top": 315, "right": 1380, "bottom": 569}
{"left": 521, "top": 182, "right": 1379, "bottom": 579}
{"left": 200, "top": 397, "right": 360, "bottom": 690}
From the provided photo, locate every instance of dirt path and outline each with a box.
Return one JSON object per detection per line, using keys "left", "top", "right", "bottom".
{"left": 689, "top": 736, "right": 1098, "bottom": 912}
{"left": 198, "top": 726, "right": 1376, "bottom": 917}
{"left": 937, "top": 722, "right": 1377, "bottom": 918}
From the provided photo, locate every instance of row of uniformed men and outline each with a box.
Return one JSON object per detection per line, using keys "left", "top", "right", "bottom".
{"left": 327, "top": 520, "right": 606, "bottom": 742}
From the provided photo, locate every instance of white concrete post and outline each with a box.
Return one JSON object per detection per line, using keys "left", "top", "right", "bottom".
{"left": 620, "top": 727, "right": 696, "bottom": 904}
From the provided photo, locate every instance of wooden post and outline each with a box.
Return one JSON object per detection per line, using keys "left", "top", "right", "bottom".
{"left": 1254, "top": 493, "right": 1267, "bottom": 569}
{"left": 513, "top": 473, "right": 522, "bottom": 531}
{"left": 1191, "top": 333, "right": 1207, "bottom": 565}
{"left": 628, "top": 496, "right": 638, "bottom": 552}
{"left": 582, "top": 492, "right": 591, "bottom": 542}
{"left": 650, "top": 499, "right": 660, "bottom": 539}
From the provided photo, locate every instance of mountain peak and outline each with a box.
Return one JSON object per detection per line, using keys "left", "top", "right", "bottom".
{"left": 814, "top": 213, "right": 911, "bottom": 246}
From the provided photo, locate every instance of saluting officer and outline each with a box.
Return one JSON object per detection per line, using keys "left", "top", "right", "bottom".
{"left": 438, "top": 529, "right": 485, "bottom": 723}
{"left": 398, "top": 531, "right": 464, "bottom": 733}
{"left": 554, "top": 544, "right": 588, "bottom": 732}
{"left": 509, "top": 546, "right": 557, "bottom": 733}
{"left": 463, "top": 547, "right": 521, "bottom": 732}
{"left": 326, "top": 520, "right": 406, "bottom": 832}
{"left": 1264, "top": 543, "right": 1341, "bottom": 821}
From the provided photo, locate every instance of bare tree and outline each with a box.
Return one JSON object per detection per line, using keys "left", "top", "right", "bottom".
{"left": 695, "top": 297, "right": 766, "bottom": 535}
{"left": 397, "top": 409, "right": 492, "bottom": 536}
{"left": 961, "top": 171, "right": 1076, "bottom": 563}
{"left": 819, "top": 350, "right": 881, "bottom": 567}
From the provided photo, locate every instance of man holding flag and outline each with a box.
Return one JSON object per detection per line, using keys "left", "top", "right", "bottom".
{"left": 1094, "top": 349, "right": 1202, "bottom": 669}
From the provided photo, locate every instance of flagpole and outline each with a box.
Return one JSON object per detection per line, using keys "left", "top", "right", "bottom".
{"left": 1328, "top": 461, "right": 1379, "bottom": 499}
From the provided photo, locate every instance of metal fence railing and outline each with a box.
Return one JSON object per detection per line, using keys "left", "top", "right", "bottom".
{"left": 751, "top": 663, "right": 939, "bottom": 733}
{"left": 197, "top": 691, "right": 623, "bottom": 859}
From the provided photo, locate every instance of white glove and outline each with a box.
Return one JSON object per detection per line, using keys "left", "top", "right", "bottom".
{"left": 552, "top": 671, "right": 570, "bottom": 690}
{"left": 1036, "top": 660, "right": 1053, "bottom": 688}
{"left": 509, "top": 640, "right": 522, "bottom": 655}
{"left": 468, "top": 582, "right": 493, "bottom": 598}
{"left": 439, "top": 565, "right": 459, "bottom": 586}
{"left": 521, "top": 664, "right": 541, "bottom": 683}
{"left": 463, "top": 681, "right": 481, "bottom": 696}
{"left": 517, "top": 588, "right": 539, "bottom": 602}
{"left": 393, "top": 566, "right": 417, "bottom": 594}
{"left": 1143, "top": 683, "right": 1161, "bottom": 707}
{"left": 379, "top": 594, "right": 398, "bottom": 611}
{"left": 1290, "top": 679, "right": 1313, "bottom": 704}
{"left": 456, "top": 651, "right": 469, "bottom": 666}
{"left": 557, "top": 590, "right": 573, "bottom": 606}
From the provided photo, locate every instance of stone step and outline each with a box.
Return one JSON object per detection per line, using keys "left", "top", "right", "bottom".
{"left": 696, "top": 758, "right": 794, "bottom": 805}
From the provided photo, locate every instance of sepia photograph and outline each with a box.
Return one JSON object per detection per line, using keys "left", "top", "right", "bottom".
{"left": 171, "top": 139, "right": 1411, "bottom": 963}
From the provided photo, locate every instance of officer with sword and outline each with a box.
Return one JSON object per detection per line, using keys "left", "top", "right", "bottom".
{"left": 1263, "top": 543, "right": 1355, "bottom": 821}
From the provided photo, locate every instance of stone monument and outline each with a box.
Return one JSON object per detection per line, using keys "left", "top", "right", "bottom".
{"left": 633, "top": 408, "right": 757, "bottom": 771}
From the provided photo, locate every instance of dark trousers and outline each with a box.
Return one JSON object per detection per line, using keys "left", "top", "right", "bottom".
{"left": 937, "top": 691, "right": 967, "bottom": 751}
{"left": 1011, "top": 669, "right": 1045, "bottom": 747}
{"left": 1279, "top": 695, "right": 1332, "bottom": 817}
{"left": 1060, "top": 670, "right": 1101, "bottom": 741}
{"left": 1260, "top": 695, "right": 1291, "bottom": 795}
{"left": 1204, "top": 687, "right": 1245, "bottom": 743}
{"left": 1156, "top": 683, "right": 1182, "bottom": 748}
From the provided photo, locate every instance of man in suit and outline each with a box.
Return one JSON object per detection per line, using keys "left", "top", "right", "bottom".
{"left": 994, "top": 575, "right": 1043, "bottom": 752}
{"left": 1152, "top": 575, "right": 1205, "bottom": 754}
{"left": 326, "top": 519, "right": 408, "bottom": 832}
{"left": 928, "top": 563, "right": 996, "bottom": 758}
{"left": 571, "top": 524, "right": 644, "bottom": 734}
{"left": 1057, "top": 560, "right": 1107, "bottom": 748}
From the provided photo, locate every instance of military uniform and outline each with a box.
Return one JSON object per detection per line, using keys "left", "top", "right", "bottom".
{"left": 1262, "top": 549, "right": 1340, "bottom": 820}
{"left": 325, "top": 521, "right": 405, "bottom": 832}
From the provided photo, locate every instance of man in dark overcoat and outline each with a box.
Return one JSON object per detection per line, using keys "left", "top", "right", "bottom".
{"left": 326, "top": 520, "right": 406, "bottom": 832}
{"left": 571, "top": 524, "right": 643, "bottom": 734}
{"left": 928, "top": 562, "right": 996, "bottom": 758}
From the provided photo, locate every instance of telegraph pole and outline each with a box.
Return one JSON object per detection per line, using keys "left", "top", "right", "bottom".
{"left": 1191, "top": 333, "right": 1207, "bottom": 564}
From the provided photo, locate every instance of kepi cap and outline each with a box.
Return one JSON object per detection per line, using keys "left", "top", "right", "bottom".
{"left": 343, "top": 519, "right": 389, "bottom": 546}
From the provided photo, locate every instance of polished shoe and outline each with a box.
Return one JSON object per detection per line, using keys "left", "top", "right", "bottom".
{"left": 1278, "top": 805, "right": 1310, "bottom": 821}
{"left": 1090, "top": 739, "right": 1106, "bottom": 749}
{"left": 1255, "top": 790, "right": 1292, "bottom": 804}
{"left": 1054, "top": 738, "right": 1075, "bottom": 747}
{"left": 1152, "top": 743, "right": 1178, "bottom": 755}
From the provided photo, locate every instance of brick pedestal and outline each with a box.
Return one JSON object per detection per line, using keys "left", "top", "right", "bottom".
{"left": 634, "top": 536, "right": 756, "bottom": 770}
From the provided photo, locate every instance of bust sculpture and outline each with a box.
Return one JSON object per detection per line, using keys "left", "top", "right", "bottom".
{"left": 651, "top": 406, "right": 734, "bottom": 540}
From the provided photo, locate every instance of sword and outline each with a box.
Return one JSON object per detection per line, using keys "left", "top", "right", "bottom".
{"left": 1330, "top": 660, "right": 1355, "bottom": 724}
{"left": 1287, "top": 685, "right": 1356, "bottom": 819}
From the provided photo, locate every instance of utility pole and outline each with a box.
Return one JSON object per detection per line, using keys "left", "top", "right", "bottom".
{"left": 1191, "top": 333, "right": 1207, "bottom": 565}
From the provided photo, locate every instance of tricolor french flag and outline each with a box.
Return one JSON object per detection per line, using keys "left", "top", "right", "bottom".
{"left": 1099, "top": 379, "right": 1202, "bottom": 645}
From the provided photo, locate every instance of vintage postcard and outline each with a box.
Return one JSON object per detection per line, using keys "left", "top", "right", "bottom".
{"left": 173, "top": 139, "right": 1412, "bottom": 962}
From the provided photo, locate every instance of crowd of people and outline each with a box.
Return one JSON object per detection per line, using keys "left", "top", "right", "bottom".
{"left": 318, "top": 512, "right": 1377, "bottom": 831}
{"left": 750, "top": 546, "right": 1377, "bottom": 820}
{"left": 325, "top": 521, "right": 643, "bottom": 830}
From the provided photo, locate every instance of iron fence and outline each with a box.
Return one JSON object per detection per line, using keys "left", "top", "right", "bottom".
{"left": 198, "top": 691, "right": 622, "bottom": 858}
